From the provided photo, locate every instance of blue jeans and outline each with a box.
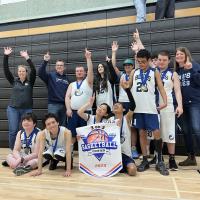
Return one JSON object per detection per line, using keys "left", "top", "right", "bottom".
{"left": 134, "top": 0, "right": 146, "bottom": 23}
{"left": 155, "top": 0, "right": 175, "bottom": 20}
{"left": 7, "top": 106, "right": 32, "bottom": 150}
{"left": 178, "top": 105, "right": 200, "bottom": 155}
{"left": 48, "top": 103, "right": 66, "bottom": 127}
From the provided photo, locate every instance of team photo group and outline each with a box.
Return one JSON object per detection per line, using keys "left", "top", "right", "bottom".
{"left": 2, "top": 29, "right": 200, "bottom": 178}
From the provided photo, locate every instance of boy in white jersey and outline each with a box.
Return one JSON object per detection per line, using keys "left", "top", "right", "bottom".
{"left": 129, "top": 49, "right": 169, "bottom": 176}
{"left": 65, "top": 49, "right": 93, "bottom": 146}
{"left": 3, "top": 113, "right": 40, "bottom": 176}
{"left": 30, "top": 113, "right": 72, "bottom": 177}
{"left": 157, "top": 50, "right": 183, "bottom": 170}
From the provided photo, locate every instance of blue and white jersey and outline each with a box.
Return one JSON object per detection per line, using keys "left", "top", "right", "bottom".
{"left": 20, "top": 127, "right": 40, "bottom": 155}
{"left": 159, "top": 69, "right": 175, "bottom": 112}
{"left": 131, "top": 68, "right": 158, "bottom": 114}
{"left": 118, "top": 73, "right": 130, "bottom": 103}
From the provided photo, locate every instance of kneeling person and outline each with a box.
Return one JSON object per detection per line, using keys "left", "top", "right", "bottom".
{"left": 31, "top": 113, "right": 72, "bottom": 177}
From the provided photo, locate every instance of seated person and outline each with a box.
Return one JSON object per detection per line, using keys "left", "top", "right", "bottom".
{"left": 3, "top": 113, "right": 40, "bottom": 176}
{"left": 30, "top": 113, "right": 72, "bottom": 177}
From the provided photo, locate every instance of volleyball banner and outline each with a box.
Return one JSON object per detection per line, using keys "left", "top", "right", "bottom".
{"left": 76, "top": 123, "right": 122, "bottom": 178}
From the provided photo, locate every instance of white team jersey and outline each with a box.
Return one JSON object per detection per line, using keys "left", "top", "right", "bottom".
{"left": 20, "top": 127, "right": 40, "bottom": 156}
{"left": 45, "top": 126, "right": 66, "bottom": 150}
{"left": 109, "top": 116, "right": 132, "bottom": 157}
{"left": 159, "top": 70, "right": 174, "bottom": 113}
{"left": 118, "top": 73, "right": 129, "bottom": 103}
{"left": 87, "top": 115, "right": 109, "bottom": 125}
{"left": 96, "top": 80, "right": 113, "bottom": 108}
{"left": 70, "top": 79, "right": 93, "bottom": 110}
{"left": 131, "top": 68, "right": 158, "bottom": 114}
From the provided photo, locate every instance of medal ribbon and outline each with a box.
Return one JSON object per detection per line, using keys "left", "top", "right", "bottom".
{"left": 51, "top": 127, "right": 60, "bottom": 153}
{"left": 140, "top": 68, "right": 150, "bottom": 86}
{"left": 76, "top": 79, "right": 84, "bottom": 90}
{"left": 23, "top": 128, "right": 37, "bottom": 149}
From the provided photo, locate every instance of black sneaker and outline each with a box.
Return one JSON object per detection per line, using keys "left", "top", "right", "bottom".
{"left": 156, "top": 162, "right": 169, "bottom": 176}
{"left": 2, "top": 160, "right": 9, "bottom": 167}
{"left": 137, "top": 159, "right": 149, "bottom": 172}
{"left": 14, "top": 165, "right": 32, "bottom": 176}
{"left": 49, "top": 159, "right": 59, "bottom": 170}
{"left": 169, "top": 158, "right": 178, "bottom": 171}
{"left": 149, "top": 155, "right": 157, "bottom": 165}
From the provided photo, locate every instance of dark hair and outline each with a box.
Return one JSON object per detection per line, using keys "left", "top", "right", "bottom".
{"left": 151, "top": 52, "right": 158, "bottom": 60}
{"left": 158, "top": 50, "right": 171, "bottom": 60}
{"left": 21, "top": 112, "right": 37, "bottom": 126}
{"left": 42, "top": 113, "right": 59, "bottom": 127}
{"left": 94, "top": 63, "right": 109, "bottom": 94}
{"left": 137, "top": 49, "right": 151, "bottom": 60}
{"left": 100, "top": 103, "right": 112, "bottom": 119}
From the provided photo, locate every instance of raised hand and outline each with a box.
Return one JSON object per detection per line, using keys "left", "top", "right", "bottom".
{"left": 120, "top": 80, "right": 130, "bottom": 89}
{"left": 44, "top": 52, "right": 50, "bottom": 61}
{"left": 20, "top": 50, "right": 29, "bottom": 60}
{"left": 183, "top": 57, "right": 192, "bottom": 69}
{"left": 112, "top": 41, "right": 119, "bottom": 52}
{"left": 4, "top": 47, "right": 13, "bottom": 55}
{"left": 133, "top": 28, "right": 140, "bottom": 41}
{"left": 106, "top": 56, "right": 111, "bottom": 62}
{"left": 85, "top": 48, "right": 92, "bottom": 59}
{"left": 131, "top": 42, "right": 139, "bottom": 53}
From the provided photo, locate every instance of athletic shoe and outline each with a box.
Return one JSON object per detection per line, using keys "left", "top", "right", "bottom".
{"left": 131, "top": 148, "right": 139, "bottom": 159}
{"left": 169, "top": 158, "right": 178, "bottom": 171}
{"left": 2, "top": 160, "right": 9, "bottom": 167}
{"left": 179, "top": 155, "right": 197, "bottom": 166}
{"left": 156, "top": 162, "right": 169, "bottom": 176}
{"left": 149, "top": 155, "right": 157, "bottom": 165}
{"left": 14, "top": 165, "right": 32, "bottom": 176}
{"left": 137, "top": 159, "right": 149, "bottom": 172}
{"left": 49, "top": 159, "right": 59, "bottom": 170}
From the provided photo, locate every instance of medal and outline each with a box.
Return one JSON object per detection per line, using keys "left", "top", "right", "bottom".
{"left": 140, "top": 68, "right": 150, "bottom": 92}
{"left": 24, "top": 147, "right": 30, "bottom": 155}
{"left": 75, "top": 80, "right": 84, "bottom": 96}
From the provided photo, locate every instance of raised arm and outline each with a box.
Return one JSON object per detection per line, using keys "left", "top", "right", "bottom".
{"left": 173, "top": 72, "right": 183, "bottom": 117}
{"left": 106, "top": 56, "right": 119, "bottom": 84}
{"left": 3, "top": 47, "right": 14, "bottom": 85}
{"left": 85, "top": 48, "right": 93, "bottom": 88}
{"left": 20, "top": 50, "right": 36, "bottom": 86}
{"left": 77, "top": 95, "right": 95, "bottom": 121}
{"left": 111, "top": 41, "right": 121, "bottom": 76}
{"left": 38, "top": 52, "right": 50, "bottom": 84}
{"left": 128, "top": 69, "right": 135, "bottom": 89}
{"left": 155, "top": 70, "right": 167, "bottom": 110}
{"left": 64, "top": 129, "right": 72, "bottom": 177}
{"left": 133, "top": 29, "right": 145, "bottom": 50}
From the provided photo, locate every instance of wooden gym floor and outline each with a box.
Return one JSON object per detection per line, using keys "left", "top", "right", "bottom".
{"left": 0, "top": 148, "right": 200, "bottom": 200}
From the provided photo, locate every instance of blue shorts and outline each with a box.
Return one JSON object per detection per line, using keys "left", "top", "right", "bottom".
{"left": 120, "top": 153, "right": 135, "bottom": 173}
{"left": 67, "top": 110, "right": 87, "bottom": 137}
{"left": 132, "top": 113, "right": 159, "bottom": 131}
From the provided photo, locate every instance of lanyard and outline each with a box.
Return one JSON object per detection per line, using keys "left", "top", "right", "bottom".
{"left": 23, "top": 128, "right": 36, "bottom": 148}
{"left": 160, "top": 68, "right": 169, "bottom": 81}
{"left": 120, "top": 117, "right": 124, "bottom": 137}
{"left": 140, "top": 68, "right": 150, "bottom": 86}
{"left": 125, "top": 74, "right": 129, "bottom": 81}
{"left": 76, "top": 79, "right": 84, "bottom": 89}
{"left": 51, "top": 127, "right": 60, "bottom": 153}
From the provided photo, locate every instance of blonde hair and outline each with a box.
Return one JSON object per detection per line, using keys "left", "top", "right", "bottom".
{"left": 174, "top": 47, "right": 192, "bottom": 72}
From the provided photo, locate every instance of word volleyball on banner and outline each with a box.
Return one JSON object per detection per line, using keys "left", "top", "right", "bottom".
{"left": 76, "top": 122, "right": 122, "bottom": 178}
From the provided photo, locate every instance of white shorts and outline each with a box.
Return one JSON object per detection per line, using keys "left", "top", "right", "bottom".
{"left": 160, "top": 112, "right": 175, "bottom": 143}
{"left": 43, "top": 147, "right": 66, "bottom": 159}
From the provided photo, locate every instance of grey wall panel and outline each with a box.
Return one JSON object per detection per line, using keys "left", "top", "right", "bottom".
{"left": 175, "top": 28, "right": 200, "bottom": 41}
{"left": 49, "top": 32, "right": 68, "bottom": 42}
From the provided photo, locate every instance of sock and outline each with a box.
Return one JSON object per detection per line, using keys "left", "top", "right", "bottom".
{"left": 154, "top": 138, "right": 163, "bottom": 163}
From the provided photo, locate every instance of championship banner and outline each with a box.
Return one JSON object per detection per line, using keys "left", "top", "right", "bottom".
{"left": 76, "top": 123, "right": 122, "bottom": 178}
